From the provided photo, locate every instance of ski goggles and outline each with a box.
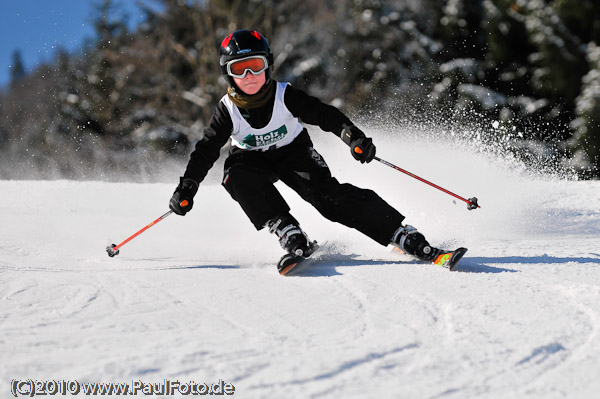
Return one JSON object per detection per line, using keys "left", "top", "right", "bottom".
{"left": 226, "top": 55, "right": 268, "bottom": 79}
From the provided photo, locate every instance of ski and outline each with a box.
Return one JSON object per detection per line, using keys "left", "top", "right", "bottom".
{"left": 278, "top": 241, "right": 321, "bottom": 276}
{"left": 432, "top": 247, "right": 468, "bottom": 270}
{"left": 393, "top": 246, "right": 468, "bottom": 271}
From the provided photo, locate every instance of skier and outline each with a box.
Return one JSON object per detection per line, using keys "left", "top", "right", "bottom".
{"left": 169, "top": 29, "right": 450, "bottom": 272}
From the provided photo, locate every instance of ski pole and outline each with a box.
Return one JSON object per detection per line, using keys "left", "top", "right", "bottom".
{"left": 105, "top": 204, "right": 183, "bottom": 257}
{"left": 373, "top": 156, "right": 480, "bottom": 210}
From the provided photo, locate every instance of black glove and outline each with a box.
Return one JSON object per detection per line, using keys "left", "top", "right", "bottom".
{"left": 169, "top": 177, "right": 199, "bottom": 215}
{"left": 341, "top": 124, "right": 376, "bottom": 163}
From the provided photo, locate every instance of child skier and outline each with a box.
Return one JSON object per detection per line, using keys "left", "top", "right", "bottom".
{"left": 169, "top": 29, "right": 453, "bottom": 272}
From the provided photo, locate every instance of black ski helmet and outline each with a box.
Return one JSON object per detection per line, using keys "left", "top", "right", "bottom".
{"left": 219, "top": 29, "right": 274, "bottom": 91}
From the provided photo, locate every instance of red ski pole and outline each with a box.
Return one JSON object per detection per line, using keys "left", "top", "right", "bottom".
{"left": 373, "top": 156, "right": 480, "bottom": 210}
{"left": 105, "top": 202, "right": 186, "bottom": 257}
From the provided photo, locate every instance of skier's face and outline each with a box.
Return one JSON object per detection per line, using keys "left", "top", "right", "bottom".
{"left": 233, "top": 71, "right": 266, "bottom": 95}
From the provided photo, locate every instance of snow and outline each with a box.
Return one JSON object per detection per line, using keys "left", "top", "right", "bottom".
{"left": 1, "top": 128, "right": 600, "bottom": 398}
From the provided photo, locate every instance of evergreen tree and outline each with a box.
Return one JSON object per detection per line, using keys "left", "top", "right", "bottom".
{"left": 10, "top": 50, "right": 26, "bottom": 83}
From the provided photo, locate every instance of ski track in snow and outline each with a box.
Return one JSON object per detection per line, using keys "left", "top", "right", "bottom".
{"left": 1, "top": 130, "right": 600, "bottom": 398}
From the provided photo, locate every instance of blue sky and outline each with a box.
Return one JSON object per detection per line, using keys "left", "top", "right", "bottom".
{"left": 0, "top": 0, "right": 162, "bottom": 89}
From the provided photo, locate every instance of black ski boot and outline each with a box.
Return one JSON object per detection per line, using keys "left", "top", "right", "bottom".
{"left": 391, "top": 225, "right": 441, "bottom": 262}
{"left": 267, "top": 214, "right": 313, "bottom": 257}
{"left": 267, "top": 214, "right": 319, "bottom": 275}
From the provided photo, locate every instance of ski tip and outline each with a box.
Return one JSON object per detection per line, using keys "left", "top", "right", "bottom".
{"left": 279, "top": 261, "right": 299, "bottom": 276}
{"left": 448, "top": 247, "right": 468, "bottom": 271}
{"left": 433, "top": 247, "right": 468, "bottom": 270}
{"left": 277, "top": 241, "right": 321, "bottom": 276}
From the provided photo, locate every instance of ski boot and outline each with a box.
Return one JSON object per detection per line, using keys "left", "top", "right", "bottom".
{"left": 267, "top": 214, "right": 317, "bottom": 275}
{"left": 391, "top": 225, "right": 440, "bottom": 261}
{"left": 391, "top": 225, "right": 467, "bottom": 270}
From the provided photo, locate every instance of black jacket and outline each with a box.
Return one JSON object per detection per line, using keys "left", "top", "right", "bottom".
{"left": 183, "top": 82, "right": 353, "bottom": 183}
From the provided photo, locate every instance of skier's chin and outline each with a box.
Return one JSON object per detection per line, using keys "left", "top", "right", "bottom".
{"left": 241, "top": 84, "right": 260, "bottom": 95}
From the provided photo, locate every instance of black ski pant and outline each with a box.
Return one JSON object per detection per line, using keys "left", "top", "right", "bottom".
{"left": 221, "top": 131, "right": 405, "bottom": 246}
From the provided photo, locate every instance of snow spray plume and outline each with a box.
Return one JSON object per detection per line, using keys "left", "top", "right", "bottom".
{"left": 354, "top": 103, "right": 578, "bottom": 182}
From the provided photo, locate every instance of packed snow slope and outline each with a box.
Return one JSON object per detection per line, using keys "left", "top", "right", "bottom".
{"left": 1, "top": 127, "right": 600, "bottom": 399}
